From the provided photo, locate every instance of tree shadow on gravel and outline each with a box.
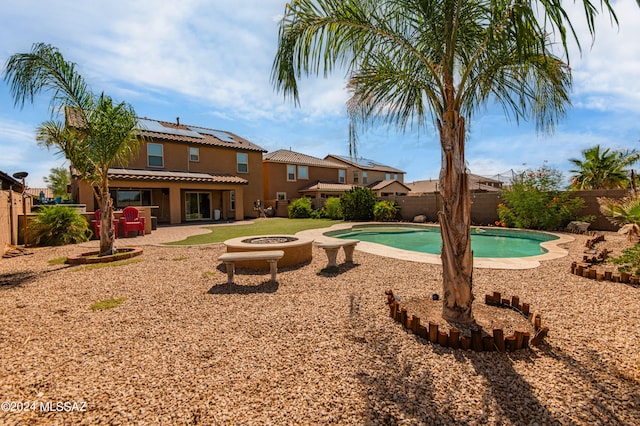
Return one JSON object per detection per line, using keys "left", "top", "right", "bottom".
{"left": 346, "top": 294, "right": 443, "bottom": 424}
{"left": 459, "top": 347, "right": 559, "bottom": 425}
{"left": 534, "top": 342, "right": 640, "bottom": 424}
{"left": 0, "top": 271, "right": 40, "bottom": 289}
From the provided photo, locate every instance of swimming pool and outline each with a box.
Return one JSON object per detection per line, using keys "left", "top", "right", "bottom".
{"left": 324, "top": 224, "right": 559, "bottom": 258}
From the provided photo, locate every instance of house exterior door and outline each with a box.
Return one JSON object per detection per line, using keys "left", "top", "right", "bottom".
{"left": 185, "top": 192, "right": 211, "bottom": 221}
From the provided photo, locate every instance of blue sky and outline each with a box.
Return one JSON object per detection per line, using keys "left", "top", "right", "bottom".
{"left": 1, "top": 0, "right": 639, "bottom": 188}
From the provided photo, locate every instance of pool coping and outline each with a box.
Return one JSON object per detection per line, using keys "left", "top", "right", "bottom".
{"left": 297, "top": 222, "right": 574, "bottom": 270}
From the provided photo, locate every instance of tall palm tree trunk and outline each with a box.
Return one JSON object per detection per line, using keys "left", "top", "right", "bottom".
{"left": 98, "top": 181, "right": 116, "bottom": 256}
{"left": 438, "top": 110, "right": 474, "bottom": 323}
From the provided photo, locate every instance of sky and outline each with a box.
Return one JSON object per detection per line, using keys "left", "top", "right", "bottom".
{"left": 1, "top": 0, "right": 639, "bottom": 189}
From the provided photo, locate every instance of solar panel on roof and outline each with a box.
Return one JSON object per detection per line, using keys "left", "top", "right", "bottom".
{"left": 138, "top": 118, "right": 204, "bottom": 139}
{"left": 187, "top": 126, "right": 235, "bottom": 143}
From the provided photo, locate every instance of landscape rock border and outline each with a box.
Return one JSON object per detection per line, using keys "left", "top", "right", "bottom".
{"left": 65, "top": 247, "right": 143, "bottom": 265}
{"left": 385, "top": 290, "right": 548, "bottom": 352}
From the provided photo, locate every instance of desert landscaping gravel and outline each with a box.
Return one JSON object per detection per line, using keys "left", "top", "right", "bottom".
{"left": 0, "top": 227, "right": 638, "bottom": 425}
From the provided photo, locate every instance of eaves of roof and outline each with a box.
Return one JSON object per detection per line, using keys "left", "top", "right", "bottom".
{"left": 108, "top": 168, "right": 248, "bottom": 184}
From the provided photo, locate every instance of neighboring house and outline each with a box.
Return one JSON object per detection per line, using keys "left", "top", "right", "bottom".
{"left": 406, "top": 174, "right": 503, "bottom": 195}
{"left": 263, "top": 149, "right": 349, "bottom": 202}
{"left": 368, "top": 180, "right": 412, "bottom": 197}
{"left": 68, "top": 112, "right": 267, "bottom": 224}
{"left": 324, "top": 154, "right": 406, "bottom": 186}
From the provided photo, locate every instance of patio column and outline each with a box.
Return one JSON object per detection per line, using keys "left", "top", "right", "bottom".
{"left": 169, "top": 188, "right": 182, "bottom": 224}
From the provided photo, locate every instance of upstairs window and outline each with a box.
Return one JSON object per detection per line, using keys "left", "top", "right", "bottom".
{"left": 362, "top": 171, "right": 368, "bottom": 184}
{"left": 353, "top": 171, "right": 359, "bottom": 183}
{"left": 147, "top": 143, "right": 164, "bottom": 167}
{"left": 287, "top": 165, "right": 296, "bottom": 181}
{"left": 385, "top": 173, "right": 391, "bottom": 180}
{"left": 297, "top": 165, "right": 308, "bottom": 179}
{"left": 339, "top": 169, "right": 346, "bottom": 183}
{"left": 237, "top": 153, "right": 248, "bottom": 173}
{"left": 189, "top": 147, "right": 200, "bottom": 162}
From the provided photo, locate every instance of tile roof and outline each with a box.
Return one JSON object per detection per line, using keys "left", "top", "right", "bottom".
{"left": 27, "top": 188, "right": 54, "bottom": 199}
{"left": 108, "top": 168, "right": 248, "bottom": 184}
{"left": 65, "top": 107, "right": 266, "bottom": 153}
{"left": 299, "top": 181, "right": 356, "bottom": 192}
{"left": 406, "top": 174, "right": 502, "bottom": 193}
{"left": 325, "top": 154, "right": 405, "bottom": 173}
{"left": 264, "top": 149, "right": 345, "bottom": 168}
{"left": 367, "top": 180, "right": 412, "bottom": 191}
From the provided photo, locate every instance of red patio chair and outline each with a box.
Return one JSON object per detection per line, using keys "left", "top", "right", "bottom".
{"left": 92, "top": 209, "right": 118, "bottom": 238}
{"left": 121, "top": 206, "right": 145, "bottom": 237}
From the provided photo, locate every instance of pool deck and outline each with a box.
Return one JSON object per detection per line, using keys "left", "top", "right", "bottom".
{"left": 297, "top": 222, "right": 574, "bottom": 270}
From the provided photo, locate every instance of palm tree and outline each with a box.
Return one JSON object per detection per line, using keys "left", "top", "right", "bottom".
{"left": 272, "top": 0, "right": 626, "bottom": 323}
{"left": 569, "top": 145, "right": 639, "bottom": 190}
{"left": 4, "top": 43, "right": 140, "bottom": 256}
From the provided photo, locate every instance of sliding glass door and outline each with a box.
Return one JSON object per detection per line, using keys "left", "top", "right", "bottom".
{"left": 185, "top": 192, "right": 211, "bottom": 221}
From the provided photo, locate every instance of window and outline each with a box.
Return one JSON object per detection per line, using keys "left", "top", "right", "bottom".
{"left": 394, "top": 173, "right": 398, "bottom": 180}
{"left": 147, "top": 143, "right": 163, "bottom": 167}
{"left": 287, "top": 165, "right": 296, "bottom": 181}
{"left": 237, "top": 153, "right": 248, "bottom": 173}
{"left": 230, "top": 190, "right": 235, "bottom": 211}
{"left": 109, "top": 189, "right": 152, "bottom": 209}
{"left": 189, "top": 147, "right": 199, "bottom": 162}
{"left": 276, "top": 192, "right": 287, "bottom": 200}
{"left": 297, "top": 165, "right": 308, "bottom": 179}
{"left": 339, "top": 169, "right": 346, "bottom": 183}
{"left": 385, "top": 173, "right": 391, "bottom": 180}
{"left": 353, "top": 171, "right": 359, "bottom": 183}
{"left": 362, "top": 171, "right": 368, "bottom": 184}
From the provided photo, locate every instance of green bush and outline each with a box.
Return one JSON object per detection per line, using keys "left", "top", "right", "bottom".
{"left": 288, "top": 197, "right": 313, "bottom": 218}
{"left": 610, "top": 244, "right": 640, "bottom": 276}
{"left": 324, "top": 197, "right": 343, "bottom": 220}
{"left": 28, "top": 206, "right": 91, "bottom": 246}
{"left": 340, "top": 187, "right": 377, "bottom": 221}
{"left": 373, "top": 200, "right": 399, "bottom": 221}
{"left": 497, "top": 165, "right": 586, "bottom": 230}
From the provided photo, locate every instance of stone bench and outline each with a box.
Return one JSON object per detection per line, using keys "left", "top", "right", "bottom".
{"left": 217, "top": 250, "right": 284, "bottom": 284}
{"left": 316, "top": 239, "right": 359, "bottom": 268}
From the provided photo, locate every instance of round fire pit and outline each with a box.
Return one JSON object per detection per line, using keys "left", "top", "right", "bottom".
{"left": 223, "top": 234, "right": 313, "bottom": 269}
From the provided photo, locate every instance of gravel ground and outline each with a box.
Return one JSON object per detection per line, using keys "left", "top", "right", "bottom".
{"left": 0, "top": 228, "right": 638, "bottom": 425}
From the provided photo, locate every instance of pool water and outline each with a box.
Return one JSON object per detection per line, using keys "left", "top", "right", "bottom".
{"left": 325, "top": 225, "right": 559, "bottom": 258}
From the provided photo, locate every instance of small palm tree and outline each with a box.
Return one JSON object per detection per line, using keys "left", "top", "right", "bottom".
{"left": 4, "top": 43, "right": 140, "bottom": 256}
{"left": 272, "top": 0, "right": 624, "bottom": 323}
{"left": 599, "top": 195, "right": 640, "bottom": 241}
{"left": 570, "top": 145, "right": 639, "bottom": 190}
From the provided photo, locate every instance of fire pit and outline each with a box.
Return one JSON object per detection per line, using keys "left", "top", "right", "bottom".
{"left": 223, "top": 235, "right": 313, "bottom": 269}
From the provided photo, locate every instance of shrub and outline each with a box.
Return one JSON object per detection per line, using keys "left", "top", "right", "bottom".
{"left": 288, "top": 197, "right": 313, "bottom": 218}
{"left": 610, "top": 244, "right": 640, "bottom": 276}
{"left": 340, "top": 187, "right": 377, "bottom": 221}
{"left": 28, "top": 206, "right": 91, "bottom": 246}
{"left": 497, "top": 165, "right": 585, "bottom": 230}
{"left": 373, "top": 200, "right": 399, "bottom": 221}
{"left": 324, "top": 197, "right": 343, "bottom": 220}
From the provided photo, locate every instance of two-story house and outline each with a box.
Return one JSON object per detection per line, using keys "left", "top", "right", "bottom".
{"left": 323, "top": 154, "right": 410, "bottom": 196}
{"left": 70, "top": 113, "right": 266, "bottom": 224}
{"left": 263, "top": 149, "right": 352, "bottom": 204}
